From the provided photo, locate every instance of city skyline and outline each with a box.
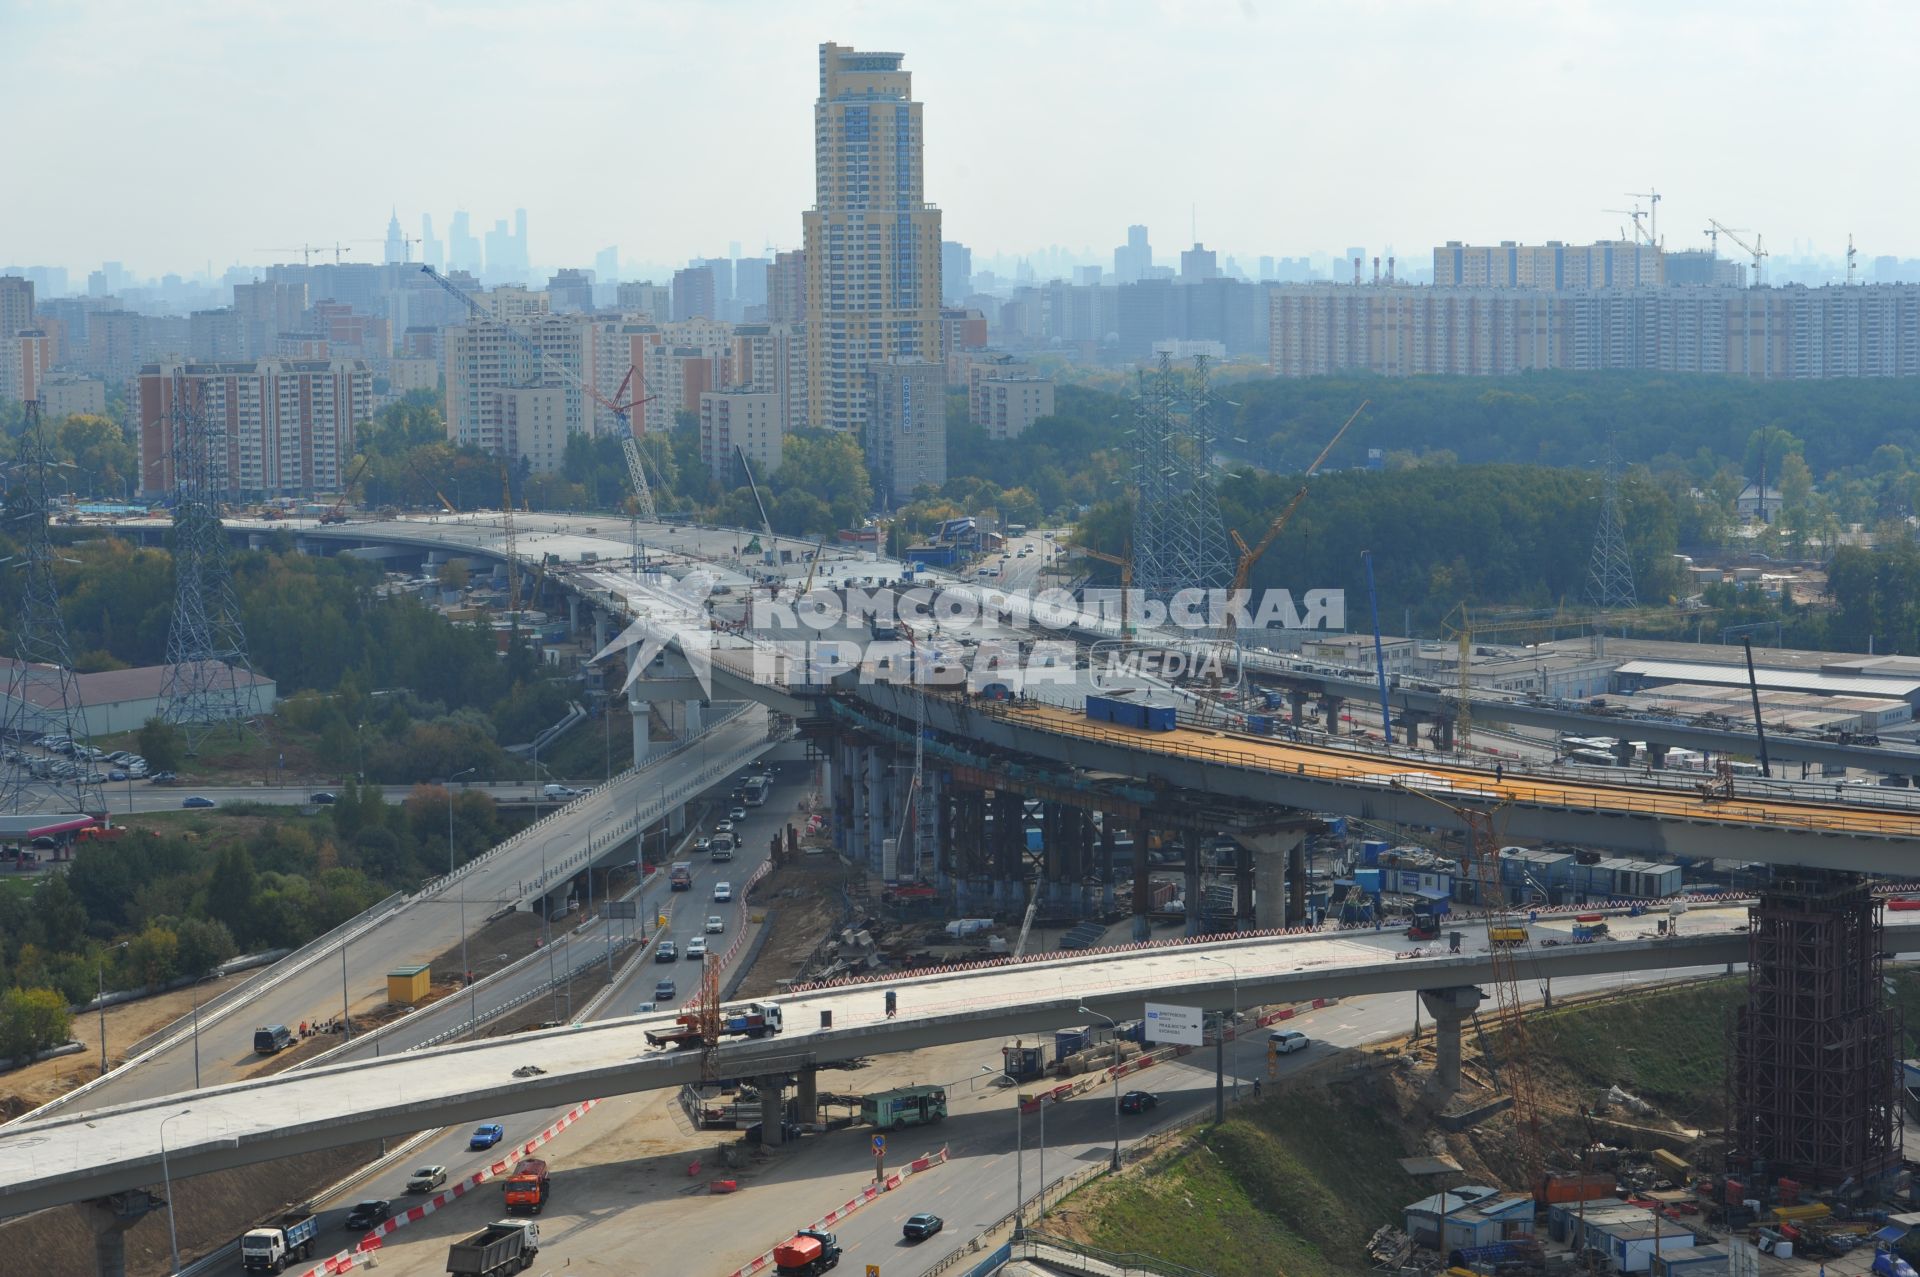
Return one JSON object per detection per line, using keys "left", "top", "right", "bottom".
{"left": 4, "top": 1, "right": 1918, "bottom": 279}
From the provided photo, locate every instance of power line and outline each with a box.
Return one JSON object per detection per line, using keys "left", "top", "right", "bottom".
{"left": 1585, "top": 437, "right": 1638, "bottom": 613}
{"left": 1130, "top": 353, "right": 1232, "bottom": 602}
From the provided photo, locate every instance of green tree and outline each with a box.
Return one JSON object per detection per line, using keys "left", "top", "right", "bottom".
{"left": 138, "top": 718, "right": 184, "bottom": 773}
{"left": 204, "top": 844, "right": 257, "bottom": 945}
{"left": 125, "top": 924, "right": 180, "bottom": 988}
{"left": 173, "top": 917, "right": 237, "bottom": 977}
{"left": 0, "top": 987, "right": 73, "bottom": 1062}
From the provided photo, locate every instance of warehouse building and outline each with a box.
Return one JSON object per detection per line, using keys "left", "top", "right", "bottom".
{"left": 0, "top": 659, "right": 277, "bottom": 737}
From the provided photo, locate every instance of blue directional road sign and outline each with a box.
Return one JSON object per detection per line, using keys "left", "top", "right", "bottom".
{"left": 872, "top": 1134, "right": 886, "bottom": 1156}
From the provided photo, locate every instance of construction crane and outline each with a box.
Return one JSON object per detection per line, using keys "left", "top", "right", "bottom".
{"left": 1847, "top": 233, "right": 1859, "bottom": 286}
{"left": 1069, "top": 542, "right": 1134, "bottom": 638}
{"left": 800, "top": 537, "right": 829, "bottom": 595}
{"left": 1224, "top": 400, "right": 1369, "bottom": 634}
{"left": 404, "top": 454, "right": 458, "bottom": 514}
{"left": 1602, "top": 207, "right": 1651, "bottom": 247}
{"left": 255, "top": 244, "right": 326, "bottom": 267}
{"left": 1708, "top": 219, "right": 1766, "bottom": 285}
{"left": 1389, "top": 783, "right": 1548, "bottom": 1195}
{"left": 1625, "top": 188, "right": 1662, "bottom": 245}
{"left": 319, "top": 455, "right": 369, "bottom": 524}
{"left": 734, "top": 444, "right": 776, "bottom": 564}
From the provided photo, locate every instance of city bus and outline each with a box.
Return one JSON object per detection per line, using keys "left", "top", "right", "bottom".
{"left": 742, "top": 775, "right": 771, "bottom": 807}
{"left": 861, "top": 1084, "right": 947, "bottom": 1130}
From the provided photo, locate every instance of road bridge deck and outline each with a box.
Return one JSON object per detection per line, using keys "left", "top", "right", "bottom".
{"left": 8, "top": 916, "right": 1920, "bottom": 1218}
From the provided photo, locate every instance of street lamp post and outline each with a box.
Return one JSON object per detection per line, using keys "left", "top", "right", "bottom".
{"left": 1078, "top": 1006, "right": 1122, "bottom": 1170}
{"left": 96, "top": 940, "right": 128, "bottom": 1076}
{"left": 1198, "top": 954, "right": 1240, "bottom": 1118}
{"left": 159, "top": 1107, "right": 191, "bottom": 1274}
{"left": 986, "top": 1065, "right": 1026, "bottom": 1233}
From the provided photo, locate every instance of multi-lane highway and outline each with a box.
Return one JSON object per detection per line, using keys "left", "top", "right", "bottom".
{"left": 22, "top": 707, "right": 773, "bottom": 1125}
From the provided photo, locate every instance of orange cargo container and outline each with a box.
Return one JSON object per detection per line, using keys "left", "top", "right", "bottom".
{"left": 1536, "top": 1171, "right": 1617, "bottom": 1203}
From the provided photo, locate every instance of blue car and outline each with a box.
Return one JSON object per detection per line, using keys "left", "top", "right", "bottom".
{"left": 182, "top": 796, "right": 215, "bottom": 808}
{"left": 469, "top": 1123, "right": 504, "bottom": 1150}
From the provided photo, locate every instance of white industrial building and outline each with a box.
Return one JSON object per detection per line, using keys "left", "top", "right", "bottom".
{"left": 0, "top": 660, "right": 277, "bottom": 737}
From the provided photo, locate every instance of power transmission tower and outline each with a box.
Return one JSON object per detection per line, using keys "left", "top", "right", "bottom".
{"left": 0, "top": 399, "right": 102, "bottom": 814}
{"left": 1585, "top": 440, "right": 1638, "bottom": 613}
{"left": 1130, "top": 354, "right": 1232, "bottom": 603}
{"left": 160, "top": 377, "right": 262, "bottom": 751}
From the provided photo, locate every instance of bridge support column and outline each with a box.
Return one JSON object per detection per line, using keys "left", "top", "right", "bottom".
{"left": 795, "top": 1066, "right": 819, "bottom": 1126}
{"left": 1403, "top": 711, "right": 1423, "bottom": 749}
{"left": 1131, "top": 820, "right": 1153, "bottom": 943}
{"left": 1099, "top": 818, "right": 1117, "bottom": 916}
{"left": 1289, "top": 691, "right": 1307, "bottom": 733}
{"left": 1242, "top": 829, "right": 1304, "bottom": 930}
{"left": 1322, "top": 696, "right": 1343, "bottom": 734}
{"left": 1289, "top": 839, "right": 1307, "bottom": 926}
{"left": 593, "top": 608, "right": 609, "bottom": 654}
{"left": 83, "top": 1190, "right": 165, "bottom": 1277}
{"left": 1647, "top": 743, "right": 1669, "bottom": 770}
{"left": 757, "top": 1074, "right": 787, "bottom": 1147}
{"left": 627, "top": 681, "right": 656, "bottom": 765}
{"left": 1437, "top": 716, "right": 1455, "bottom": 751}
{"left": 1419, "top": 986, "right": 1485, "bottom": 1093}
{"left": 1184, "top": 831, "right": 1203, "bottom": 937}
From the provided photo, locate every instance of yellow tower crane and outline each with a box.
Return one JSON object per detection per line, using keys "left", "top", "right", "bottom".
{"left": 1224, "top": 400, "right": 1368, "bottom": 635}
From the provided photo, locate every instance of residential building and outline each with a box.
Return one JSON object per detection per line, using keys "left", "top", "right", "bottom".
{"left": 734, "top": 257, "right": 770, "bottom": 317}
{"left": 1114, "top": 225, "right": 1152, "bottom": 284}
{"left": 1179, "top": 242, "right": 1219, "bottom": 282}
{"left": 388, "top": 356, "right": 438, "bottom": 396}
{"left": 803, "top": 42, "right": 943, "bottom": 434}
{"left": 6, "top": 330, "right": 53, "bottom": 404}
{"left": 384, "top": 210, "right": 408, "bottom": 265}
{"left": 673, "top": 266, "right": 717, "bottom": 321}
{"left": 480, "top": 285, "right": 549, "bottom": 322}
{"left": 546, "top": 269, "right": 595, "bottom": 314}
{"left": 232, "top": 279, "right": 308, "bottom": 358}
{"left": 444, "top": 313, "right": 587, "bottom": 455}
{"left": 190, "top": 308, "right": 247, "bottom": 361}
{"left": 39, "top": 373, "right": 107, "bottom": 418}
{"left": 940, "top": 307, "right": 989, "bottom": 379}
{"left": 699, "top": 389, "right": 783, "bottom": 484}
{"left": 82, "top": 310, "right": 148, "bottom": 386}
{"left": 769, "top": 250, "right": 806, "bottom": 324}
{"left": 728, "top": 322, "right": 807, "bottom": 432}
{"left": 863, "top": 359, "right": 946, "bottom": 503}
{"left": 965, "top": 352, "right": 1031, "bottom": 418}
{"left": 616, "top": 280, "right": 671, "bottom": 320}
{"left": 1432, "top": 239, "right": 1665, "bottom": 289}
{"left": 495, "top": 386, "right": 569, "bottom": 475}
{"left": 975, "top": 374, "right": 1054, "bottom": 441}
{"left": 138, "top": 358, "right": 371, "bottom": 497}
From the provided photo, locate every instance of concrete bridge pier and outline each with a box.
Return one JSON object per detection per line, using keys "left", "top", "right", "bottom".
{"left": 1437, "top": 716, "right": 1455, "bottom": 751}
{"left": 1099, "top": 820, "right": 1117, "bottom": 916}
{"left": 794, "top": 1067, "right": 819, "bottom": 1126}
{"left": 1419, "top": 985, "right": 1485, "bottom": 1093}
{"left": 1184, "top": 832, "right": 1204, "bottom": 937}
{"left": 83, "top": 1190, "right": 166, "bottom": 1277}
{"left": 1289, "top": 690, "right": 1307, "bottom": 732}
{"left": 757, "top": 1074, "right": 787, "bottom": 1147}
{"left": 1235, "top": 842, "right": 1255, "bottom": 931}
{"left": 1131, "top": 820, "right": 1154, "bottom": 942}
{"left": 1402, "top": 711, "right": 1424, "bottom": 749}
{"left": 1322, "top": 695, "right": 1344, "bottom": 734}
{"left": 1647, "top": 743, "right": 1669, "bottom": 769}
{"left": 592, "top": 607, "right": 609, "bottom": 654}
{"left": 1241, "top": 829, "right": 1306, "bottom": 930}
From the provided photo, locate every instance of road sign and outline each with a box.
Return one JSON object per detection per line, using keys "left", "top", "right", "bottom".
{"left": 606, "top": 900, "right": 637, "bottom": 920}
{"left": 1144, "top": 1002, "right": 1203, "bottom": 1047}
{"left": 867, "top": 1266, "right": 880, "bottom": 1277}
{"left": 872, "top": 1134, "right": 886, "bottom": 1156}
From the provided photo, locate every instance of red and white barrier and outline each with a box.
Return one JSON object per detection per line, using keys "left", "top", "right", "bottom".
{"left": 290, "top": 1099, "right": 603, "bottom": 1277}
{"left": 722, "top": 1146, "right": 951, "bottom": 1277}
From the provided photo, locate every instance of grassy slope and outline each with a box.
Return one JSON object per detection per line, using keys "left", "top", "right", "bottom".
{"left": 1060, "top": 968, "right": 1920, "bottom": 1277}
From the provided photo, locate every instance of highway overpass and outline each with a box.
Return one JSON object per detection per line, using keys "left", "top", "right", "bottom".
{"left": 8, "top": 916, "right": 1920, "bottom": 1218}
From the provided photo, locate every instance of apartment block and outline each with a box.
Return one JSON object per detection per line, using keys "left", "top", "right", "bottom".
{"left": 1432, "top": 240, "right": 1665, "bottom": 290}
{"left": 39, "top": 373, "right": 107, "bottom": 418}
{"left": 863, "top": 359, "right": 946, "bottom": 503}
{"left": 768, "top": 250, "right": 806, "bottom": 325}
{"left": 728, "top": 322, "right": 807, "bottom": 432}
{"left": 1268, "top": 283, "right": 1920, "bottom": 380}
{"left": 444, "top": 313, "right": 586, "bottom": 455}
{"left": 803, "top": 43, "right": 943, "bottom": 434}
{"left": 232, "top": 279, "right": 307, "bottom": 357}
{"left": 138, "top": 359, "right": 371, "bottom": 497}
{"left": 699, "top": 389, "right": 783, "bottom": 485}
{"left": 496, "top": 387, "right": 569, "bottom": 475}
{"left": 975, "top": 373, "right": 1055, "bottom": 441}
{"left": 616, "top": 281, "right": 671, "bottom": 320}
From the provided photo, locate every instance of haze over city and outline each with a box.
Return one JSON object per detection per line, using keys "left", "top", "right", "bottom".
{"left": 5, "top": 0, "right": 1918, "bottom": 278}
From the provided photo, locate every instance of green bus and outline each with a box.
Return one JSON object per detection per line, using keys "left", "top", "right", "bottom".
{"left": 861, "top": 1084, "right": 948, "bottom": 1130}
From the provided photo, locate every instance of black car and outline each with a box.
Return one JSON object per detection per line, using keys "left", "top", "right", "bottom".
{"left": 655, "top": 941, "right": 677, "bottom": 963}
{"left": 1119, "top": 1090, "right": 1159, "bottom": 1114}
{"left": 903, "top": 1213, "right": 944, "bottom": 1241}
{"left": 310, "top": 792, "right": 337, "bottom": 805}
{"left": 344, "top": 1200, "right": 391, "bottom": 1230}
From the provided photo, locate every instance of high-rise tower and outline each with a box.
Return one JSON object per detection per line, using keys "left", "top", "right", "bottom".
{"left": 802, "top": 42, "right": 942, "bottom": 434}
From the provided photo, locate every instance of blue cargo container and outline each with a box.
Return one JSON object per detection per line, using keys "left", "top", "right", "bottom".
{"left": 1247, "top": 714, "right": 1274, "bottom": 735}
{"left": 1025, "top": 827, "right": 1044, "bottom": 852}
{"left": 1085, "top": 695, "right": 1116, "bottom": 723}
{"left": 1361, "top": 840, "right": 1388, "bottom": 866}
{"left": 1056, "top": 1027, "right": 1091, "bottom": 1056}
{"left": 1143, "top": 703, "right": 1178, "bottom": 731}
{"left": 1262, "top": 690, "right": 1285, "bottom": 710}
{"left": 1355, "top": 868, "right": 1384, "bottom": 895}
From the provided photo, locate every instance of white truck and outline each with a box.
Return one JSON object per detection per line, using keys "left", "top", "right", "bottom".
{"left": 240, "top": 1210, "right": 317, "bottom": 1272}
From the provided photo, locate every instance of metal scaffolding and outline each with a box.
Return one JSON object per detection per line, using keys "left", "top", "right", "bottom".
{"left": 1728, "top": 872, "right": 1902, "bottom": 1191}
{"left": 0, "top": 399, "right": 103, "bottom": 815}
{"left": 1585, "top": 441, "right": 1637, "bottom": 612}
{"left": 160, "top": 375, "right": 262, "bottom": 750}
{"left": 1129, "top": 354, "right": 1232, "bottom": 603}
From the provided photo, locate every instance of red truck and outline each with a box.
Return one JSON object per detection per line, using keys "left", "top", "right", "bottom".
{"left": 501, "top": 1158, "right": 549, "bottom": 1215}
{"left": 774, "top": 1230, "right": 841, "bottom": 1277}
{"left": 644, "top": 1002, "right": 785, "bottom": 1049}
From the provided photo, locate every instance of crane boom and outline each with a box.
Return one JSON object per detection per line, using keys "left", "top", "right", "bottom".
{"left": 500, "top": 464, "right": 519, "bottom": 614}
{"left": 1708, "top": 219, "right": 1767, "bottom": 283}
{"left": 620, "top": 436, "right": 657, "bottom": 521}
{"left": 735, "top": 444, "right": 775, "bottom": 552}
{"left": 1223, "top": 401, "right": 1368, "bottom": 635}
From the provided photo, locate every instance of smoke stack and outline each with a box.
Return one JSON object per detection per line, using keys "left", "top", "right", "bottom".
{"left": 1387, "top": 256, "right": 1396, "bottom": 283}
{"left": 1353, "top": 257, "right": 1362, "bottom": 286}
{"left": 1372, "top": 256, "right": 1380, "bottom": 285}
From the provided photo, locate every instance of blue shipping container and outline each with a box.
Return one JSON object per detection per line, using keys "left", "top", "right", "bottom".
{"left": 1361, "top": 840, "right": 1388, "bottom": 866}
{"left": 1144, "top": 704, "right": 1178, "bottom": 731}
{"left": 1355, "top": 868, "right": 1383, "bottom": 894}
{"left": 1247, "top": 714, "right": 1274, "bottom": 735}
{"left": 1262, "top": 690, "right": 1285, "bottom": 710}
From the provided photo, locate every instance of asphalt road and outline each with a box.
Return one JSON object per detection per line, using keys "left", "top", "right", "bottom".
{"left": 46, "top": 707, "right": 773, "bottom": 1120}
{"left": 90, "top": 783, "right": 546, "bottom": 816}
{"left": 281, "top": 760, "right": 804, "bottom": 1261}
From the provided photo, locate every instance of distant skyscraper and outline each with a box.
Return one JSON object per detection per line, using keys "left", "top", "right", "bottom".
{"left": 672, "top": 266, "right": 717, "bottom": 322}
{"left": 1114, "top": 225, "right": 1152, "bottom": 284}
{"left": 421, "top": 214, "right": 443, "bottom": 271}
{"left": 803, "top": 42, "right": 942, "bottom": 435}
{"left": 769, "top": 250, "right": 806, "bottom": 323}
{"left": 941, "top": 242, "right": 972, "bottom": 303}
{"left": 449, "top": 211, "right": 480, "bottom": 274}
{"left": 698, "top": 257, "right": 735, "bottom": 319}
{"left": 734, "top": 257, "right": 770, "bottom": 316}
{"left": 1179, "top": 243, "right": 1219, "bottom": 282}
{"left": 595, "top": 246, "right": 620, "bottom": 288}
{"left": 384, "top": 210, "right": 407, "bottom": 264}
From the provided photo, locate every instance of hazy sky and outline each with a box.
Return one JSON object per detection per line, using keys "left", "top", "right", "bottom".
{"left": 4, "top": 0, "right": 1917, "bottom": 280}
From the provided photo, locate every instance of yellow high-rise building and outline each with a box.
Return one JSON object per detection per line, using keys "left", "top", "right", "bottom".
{"left": 802, "top": 42, "right": 943, "bottom": 436}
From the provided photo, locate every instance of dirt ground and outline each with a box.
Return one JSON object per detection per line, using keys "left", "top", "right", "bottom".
{"left": 0, "top": 972, "right": 251, "bottom": 1114}
{"left": 733, "top": 854, "right": 851, "bottom": 999}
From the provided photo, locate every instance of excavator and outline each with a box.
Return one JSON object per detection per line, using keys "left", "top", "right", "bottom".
{"left": 319, "top": 455, "right": 369, "bottom": 524}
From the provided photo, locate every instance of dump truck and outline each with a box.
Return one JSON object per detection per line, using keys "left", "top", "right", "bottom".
{"left": 446, "top": 1220, "right": 540, "bottom": 1277}
{"left": 773, "top": 1229, "right": 841, "bottom": 1277}
{"left": 1488, "top": 925, "right": 1529, "bottom": 948}
{"left": 644, "top": 1001, "right": 784, "bottom": 1049}
{"left": 240, "top": 1210, "right": 317, "bottom": 1272}
{"left": 501, "top": 1157, "right": 549, "bottom": 1215}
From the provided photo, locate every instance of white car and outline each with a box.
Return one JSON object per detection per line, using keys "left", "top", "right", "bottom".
{"left": 685, "top": 937, "right": 707, "bottom": 960}
{"left": 705, "top": 915, "right": 724, "bottom": 934}
{"left": 713, "top": 882, "right": 732, "bottom": 902}
{"left": 1269, "top": 1029, "right": 1310, "bottom": 1054}
{"left": 714, "top": 820, "right": 734, "bottom": 835}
